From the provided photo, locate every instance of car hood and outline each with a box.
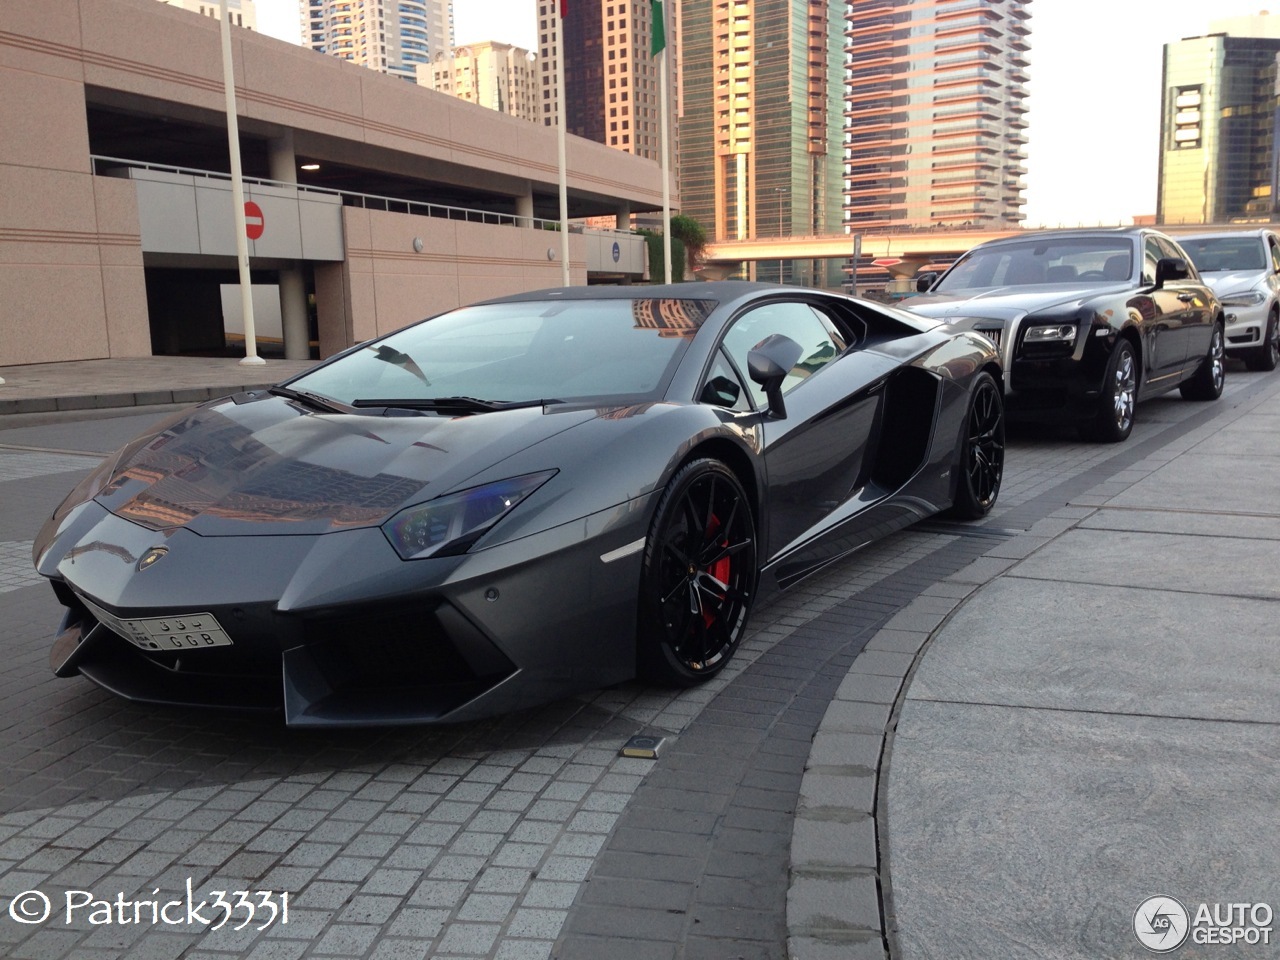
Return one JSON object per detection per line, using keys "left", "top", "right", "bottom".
{"left": 89, "top": 393, "right": 599, "bottom": 536}
{"left": 906, "top": 283, "right": 1129, "bottom": 323}
{"left": 1199, "top": 270, "right": 1265, "bottom": 297}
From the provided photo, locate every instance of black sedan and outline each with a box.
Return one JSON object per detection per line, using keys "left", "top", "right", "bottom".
{"left": 907, "top": 229, "right": 1225, "bottom": 442}
{"left": 33, "top": 283, "right": 1003, "bottom": 726}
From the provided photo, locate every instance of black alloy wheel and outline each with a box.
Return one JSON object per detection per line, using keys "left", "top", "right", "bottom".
{"left": 1246, "top": 309, "right": 1279, "bottom": 372}
{"left": 948, "top": 371, "right": 1004, "bottom": 519}
{"left": 1181, "top": 323, "right": 1226, "bottom": 401}
{"left": 638, "top": 458, "right": 757, "bottom": 686}
{"left": 1084, "top": 338, "right": 1137, "bottom": 443}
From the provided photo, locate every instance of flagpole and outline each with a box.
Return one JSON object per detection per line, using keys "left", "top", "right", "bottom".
{"left": 555, "top": 3, "right": 571, "bottom": 286}
{"left": 653, "top": 0, "right": 671, "bottom": 284}
{"left": 220, "top": 0, "right": 263, "bottom": 365}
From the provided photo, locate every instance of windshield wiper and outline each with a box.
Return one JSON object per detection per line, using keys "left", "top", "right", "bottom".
{"left": 269, "top": 385, "right": 348, "bottom": 413}
{"left": 350, "top": 396, "right": 558, "bottom": 412}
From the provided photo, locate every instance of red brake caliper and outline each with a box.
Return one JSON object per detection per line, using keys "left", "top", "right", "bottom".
{"left": 703, "top": 514, "right": 730, "bottom": 627}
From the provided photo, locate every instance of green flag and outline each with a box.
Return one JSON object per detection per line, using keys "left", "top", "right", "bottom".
{"left": 651, "top": 0, "right": 666, "bottom": 56}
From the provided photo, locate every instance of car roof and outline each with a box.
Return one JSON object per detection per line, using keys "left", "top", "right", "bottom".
{"left": 1175, "top": 228, "right": 1274, "bottom": 240}
{"left": 965, "top": 228, "right": 1159, "bottom": 253}
{"left": 474, "top": 281, "right": 853, "bottom": 312}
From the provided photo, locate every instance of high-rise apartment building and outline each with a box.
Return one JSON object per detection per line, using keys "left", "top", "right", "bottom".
{"left": 536, "top": 1, "right": 663, "bottom": 160}
{"left": 302, "top": 0, "right": 454, "bottom": 83}
{"left": 1158, "top": 15, "right": 1280, "bottom": 224}
{"left": 156, "top": 0, "right": 257, "bottom": 30}
{"left": 677, "top": 0, "right": 845, "bottom": 281}
{"left": 843, "top": 0, "right": 1030, "bottom": 230}
{"left": 419, "top": 42, "right": 541, "bottom": 122}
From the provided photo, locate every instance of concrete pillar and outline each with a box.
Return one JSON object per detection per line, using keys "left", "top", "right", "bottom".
{"left": 279, "top": 268, "right": 310, "bottom": 360}
{"left": 614, "top": 200, "right": 631, "bottom": 231}
{"left": 515, "top": 189, "right": 535, "bottom": 228}
{"left": 268, "top": 130, "right": 297, "bottom": 184}
{"left": 268, "top": 131, "right": 309, "bottom": 359}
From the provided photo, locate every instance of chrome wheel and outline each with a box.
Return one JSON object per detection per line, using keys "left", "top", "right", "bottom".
{"left": 640, "top": 459, "right": 756, "bottom": 684}
{"left": 1112, "top": 347, "right": 1137, "bottom": 435}
{"left": 1209, "top": 326, "right": 1225, "bottom": 392}
{"left": 1084, "top": 339, "right": 1138, "bottom": 442}
{"left": 1181, "top": 323, "right": 1226, "bottom": 401}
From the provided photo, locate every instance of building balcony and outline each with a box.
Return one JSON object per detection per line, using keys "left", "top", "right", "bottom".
{"left": 846, "top": 184, "right": 906, "bottom": 198}
{"left": 937, "top": 0, "right": 986, "bottom": 19}
{"left": 845, "top": 19, "right": 896, "bottom": 40}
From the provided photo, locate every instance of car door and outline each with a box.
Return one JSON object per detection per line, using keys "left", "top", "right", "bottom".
{"left": 1140, "top": 234, "right": 1195, "bottom": 386}
{"left": 1159, "top": 235, "right": 1215, "bottom": 373}
{"left": 717, "top": 300, "right": 897, "bottom": 562}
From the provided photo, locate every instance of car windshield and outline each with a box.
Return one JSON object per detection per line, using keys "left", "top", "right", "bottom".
{"left": 934, "top": 238, "right": 1135, "bottom": 292}
{"left": 1179, "top": 236, "right": 1267, "bottom": 272}
{"left": 287, "top": 298, "right": 715, "bottom": 407}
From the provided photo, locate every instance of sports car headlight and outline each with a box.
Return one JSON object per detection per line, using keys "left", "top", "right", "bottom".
{"left": 1219, "top": 290, "right": 1266, "bottom": 307}
{"left": 1023, "top": 323, "right": 1078, "bottom": 344}
{"left": 381, "top": 470, "right": 557, "bottom": 560}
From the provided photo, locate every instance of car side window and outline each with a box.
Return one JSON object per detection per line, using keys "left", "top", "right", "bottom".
{"left": 1142, "top": 237, "right": 1163, "bottom": 285}
{"left": 1269, "top": 237, "right": 1280, "bottom": 274}
{"left": 700, "top": 349, "right": 753, "bottom": 412}
{"left": 1158, "top": 237, "right": 1195, "bottom": 280}
{"left": 721, "top": 303, "right": 849, "bottom": 409}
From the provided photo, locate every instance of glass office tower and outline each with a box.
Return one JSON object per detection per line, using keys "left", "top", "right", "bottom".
{"left": 1158, "top": 32, "right": 1280, "bottom": 224}
{"left": 677, "top": 0, "right": 846, "bottom": 282}
{"left": 843, "top": 0, "right": 1030, "bottom": 230}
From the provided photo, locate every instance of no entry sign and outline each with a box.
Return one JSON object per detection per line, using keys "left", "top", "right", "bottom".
{"left": 244, "top": 201, "right": 264, "bottom": 240}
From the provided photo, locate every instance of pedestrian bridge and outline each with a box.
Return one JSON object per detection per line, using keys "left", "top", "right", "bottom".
{"left": 703, "top": 228, "right": 1025, "bottom": 269}
{"left": 702, "top": 222, "right": 1240, "bottom": 274}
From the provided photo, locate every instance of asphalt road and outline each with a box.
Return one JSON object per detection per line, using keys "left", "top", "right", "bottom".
{"left": 0, "top": 364, "right": 1274, "bottom": 960}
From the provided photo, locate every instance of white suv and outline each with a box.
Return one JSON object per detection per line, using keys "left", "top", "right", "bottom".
{"left": 1179, "top": 230, "right": 1280, "bottom": 371}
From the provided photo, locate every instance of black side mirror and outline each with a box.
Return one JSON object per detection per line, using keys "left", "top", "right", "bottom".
{"left": 747, "top": 333, "right": 804, "bottom": 418}
{"left": 1154, "top": 257, "right": 1188, "bottom": 287}
{"left": 916, "top": 272, "right": 938, "bottom": 293}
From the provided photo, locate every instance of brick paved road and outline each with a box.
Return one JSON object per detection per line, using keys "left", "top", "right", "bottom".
{"left": 0, "top": 374, "right": 1268, "bottom": 960}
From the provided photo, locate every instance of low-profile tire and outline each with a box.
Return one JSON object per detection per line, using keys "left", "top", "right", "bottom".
{"left": 947, "top": 371, "right": 1004, "bottom": 520}
{"left": 1083, "top": 338, "right": 1137, "bottom": 443}
{"left": 1180, "top": 322, "right": 1226, "bottom": 401}
{"left": 637, "top": 458, "right": 757, "bottom": 686}
{"left": 1245, "top": 309, "right": 1279, "bottom": 372}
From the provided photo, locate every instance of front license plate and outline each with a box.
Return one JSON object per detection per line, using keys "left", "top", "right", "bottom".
{"left": 79, "top": 596, "right": 234, "bottom": 651}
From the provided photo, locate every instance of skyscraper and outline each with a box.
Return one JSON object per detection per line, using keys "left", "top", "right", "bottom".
{"left": 302, "top": 0, "right": 454, "bottom": 83}
{"left": 677, "top": 0, "right": 845, "bottom": 282}
{"left": 419, "top": 42, "right": 541, "bottom": 123}
{"left": 1158, "top": 15, "right": 1280, "bottom": 224}
{"left": 843, "top": 0, "right": 1030, "bottom": 230}
{"left": 537, "top": 1, "right": 663, "bottom": 160}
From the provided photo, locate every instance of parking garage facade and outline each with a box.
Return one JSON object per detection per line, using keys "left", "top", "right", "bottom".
{"left": 1, "top": 0, "right": 664, "bottom": 366}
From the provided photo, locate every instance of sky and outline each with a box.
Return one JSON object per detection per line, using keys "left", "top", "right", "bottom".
{"left": 254, "top": 0, "right": 1277, "bottom": 227}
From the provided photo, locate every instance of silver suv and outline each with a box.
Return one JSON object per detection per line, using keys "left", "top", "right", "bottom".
{"left": 1178, "top": 230, "right": 1280, "bottom": 371}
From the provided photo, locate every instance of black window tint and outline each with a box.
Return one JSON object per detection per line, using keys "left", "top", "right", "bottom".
{"left": 701, "top": 350, "right": 752, "bottom": 411}
{"left": 1143, "top": 237, "right": 1163, "bottom": 285}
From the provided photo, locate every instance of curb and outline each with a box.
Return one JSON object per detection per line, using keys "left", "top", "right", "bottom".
{"left": 0, "top": 384, "right": 276, "bottom": 417}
